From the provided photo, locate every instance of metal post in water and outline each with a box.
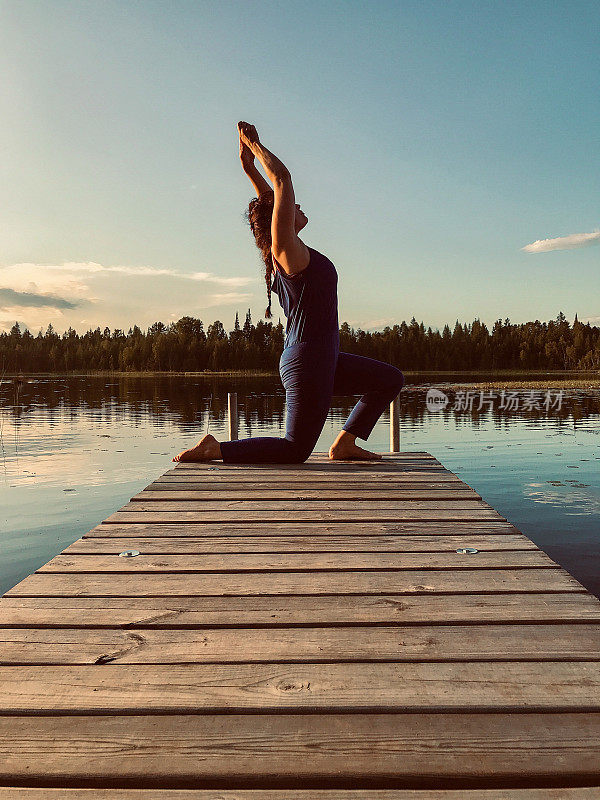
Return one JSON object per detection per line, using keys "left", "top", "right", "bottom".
{"left": 228, "top": 392, "right": 238, "bottom": 441}
{"left": 390, "top": 394, "right": 400, "bottom": 453}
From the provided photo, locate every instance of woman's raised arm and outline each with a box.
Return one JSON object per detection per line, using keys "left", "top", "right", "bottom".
{"left": 239, "top": 133, "right": 271, "bottom": 196}
{"left": 238, "top": 121, "right": 309, "bottom": 275}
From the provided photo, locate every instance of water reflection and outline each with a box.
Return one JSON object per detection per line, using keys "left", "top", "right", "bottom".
{"left": 524, "top": 483, "right": 600, "bottom": 515}
{"left": 3, "top": 375, "right": 599, "bottom": 432}
{"left": 1, "top": 375, "right": 599, "bottom": 599}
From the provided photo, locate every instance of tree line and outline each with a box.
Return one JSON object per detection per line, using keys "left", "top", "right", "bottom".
{"left": 1, "top": 311, "right": 598, "bottom": 373}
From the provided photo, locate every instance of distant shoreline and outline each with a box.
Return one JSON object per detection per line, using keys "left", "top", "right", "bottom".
{"left": 2, "top": 370, "right": 599, "bottom": 391}
{"left": 4, "top": 369, "right": 599, "bottom": 375}
{"left": 424, "top": 380, "right": 600, "bottom": 390}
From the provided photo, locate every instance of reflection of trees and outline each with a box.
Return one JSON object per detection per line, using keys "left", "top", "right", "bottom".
{"left": 2, "top": 312, "right": 600, "bottom": 373}
{"left": 0, "top": 375, "right": 286, "bottom": 433}
{"left": 1, "top": 378, "right": 598, "bottom": 435}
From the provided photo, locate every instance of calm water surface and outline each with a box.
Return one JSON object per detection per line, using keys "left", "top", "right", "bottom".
{"left": 1, "top": 374, "right": 599, "bottom": 597}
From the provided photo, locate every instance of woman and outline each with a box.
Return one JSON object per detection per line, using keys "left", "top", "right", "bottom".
{"left": 173, "top": 121, "right": 404, "bottom": 464}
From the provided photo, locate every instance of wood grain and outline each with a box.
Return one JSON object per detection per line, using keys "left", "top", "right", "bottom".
{"left": 5, "top": 568, "right": 583, "bottom": 597}
{"left": 85, "top": 521, "right": 520, "bottom": 538}
{"left": 1, "top": 789, "right": 599, "bottom": 799}
{"left": 38, "top": 551, "right": 557, "bottom": 573}
{"left": 1, "top": 713, "right": 599, "bottom": 786}
{"left": 133, "top": 489, "right": 482, "bottom": 501}
{"left": 1, "top": 788, "right": 598, "bottom": 799}
{"left": 106, "top": 509, "right": 505, "bottom": 524}
{"left": 63, "top": 533, "right": 539, "bottom": 554}
{"left": 2, "top": 593, "right": 598, "bottom": 628}
{"left": 1, "top": 662, "right": 599, "bottom": 713}
{"left": 1, "top": 624, "right": 598, "bottom": 665}
{"left": 119, "top": 500, "right": 491, "bottom": 511}
{"left": 149, "top": 476, "right": 465, "bottom": 487}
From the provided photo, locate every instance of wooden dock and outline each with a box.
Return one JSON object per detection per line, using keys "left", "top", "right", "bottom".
{"left": 1, "top": 451, "right": 599, "bottom": 796}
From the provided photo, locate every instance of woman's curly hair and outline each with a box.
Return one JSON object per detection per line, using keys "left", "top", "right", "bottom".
{"left": 244, "top": 190, "right": 275, "bottom": 318}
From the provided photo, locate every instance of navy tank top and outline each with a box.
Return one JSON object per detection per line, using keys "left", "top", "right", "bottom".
{"left": 270, "top": 245, "right": 339, "bottom": 350}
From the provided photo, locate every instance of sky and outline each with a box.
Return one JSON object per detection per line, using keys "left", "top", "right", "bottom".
{"left": 0, "top": 0, "right": 598, "bottom": 335}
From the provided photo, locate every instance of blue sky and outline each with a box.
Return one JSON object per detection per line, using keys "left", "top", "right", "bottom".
{"left": 1, "top": 0, "right": 598, "bottom": 334}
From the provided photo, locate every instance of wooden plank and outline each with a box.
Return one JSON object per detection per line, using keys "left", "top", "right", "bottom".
{"left": 1, "top": 624, "right": 598, "bottom": 665}
{"left": 167, "top": 460, "right": 447, "bottom": 469}
{"left": 63, "top": 534, "right": 539, "bottom": 554}
{"left": 5, "top": 568, "right": 584, "bottom": 597}
{"left": 0, "top": 790, "right": 599, "bottom": 800}
{"left": 292, "top": 452, "right": 436, "bottom": 457}
{"left": 1, "top": 789, "right": 598, "bottom": 799}
{"left": 106, "top": 509, "right": 505, "bottom": 524}
{"left": 173, "top": 452, "right": 437, "bottom": 464}
{"left": 164, "top": 465, "right": 449, "bottom": 476}
{"left": 119, "top": 500, "right": 491, "bottom": 512}
{"left": 171, "top": 460, "right": 443, "bottom": 468}
{"left": 150, "top": 476, "right": 466, "bottom": 486}
{"left": 2, "top": 593, "right": 598, "bottom": 628}
{"left": 84, "top": 521, "right": 521, "bottom": 538}
{"left": 1, "top": 713, "right": 599, "bottom": 786}
{"left": 1, "top": 662, "right": 599, "bottom": 714}
{"left": 132, "top": 489, "right": 482, "bottom": 501}
{"left": 168, "top": 463, "right": 447, "bottom": 474}
{"left": 38, "top": 551, "right": 557, "bottom": 574}
{"left": 322, "top": 455, "right": 444, "bottom": 460}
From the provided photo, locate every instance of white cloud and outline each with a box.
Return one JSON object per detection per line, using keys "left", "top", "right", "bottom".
{"left": 363, "top": 317, "right": 396, "bottom": 331}
{"left": 189, "top": 272, "right": 253, "bottom": 287}
{"left": 204, "top": 292, "right": 253, "bottom": 307}
{"left": 57, "top": 262, "right": 176, "bottom": 277}
{"left": 344, "top": 317, "right": 396, "bottom": 331}
{"left": 1, "top": 261, "right": 254, "bottom": 287}
{"left": 0, "top": 307, "right": 71, "bottom": 332}
{"left": 0, "top": 260, "right": 257, "bottom": 332}
{"left": 522, "top": 230, "right": 600, "bottom": 253}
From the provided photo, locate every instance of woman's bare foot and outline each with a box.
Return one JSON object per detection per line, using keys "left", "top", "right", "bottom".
{"left": 328, "top": 430, "right": 381, "bottom": 461}
{"left": 173, "top": 433, "right": 222, "bottom": 462}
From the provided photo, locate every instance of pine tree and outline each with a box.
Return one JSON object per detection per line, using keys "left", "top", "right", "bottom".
{"left": 243, "top": 308, "right": 253, "bottom": 340}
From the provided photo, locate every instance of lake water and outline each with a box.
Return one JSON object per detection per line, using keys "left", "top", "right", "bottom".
{"left": 1, "top": 374, "right": 599, "bottom": 598}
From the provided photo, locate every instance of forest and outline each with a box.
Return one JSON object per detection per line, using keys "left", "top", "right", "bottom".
{"left": 1, "top": 311, "right": 598, "bottom": 373}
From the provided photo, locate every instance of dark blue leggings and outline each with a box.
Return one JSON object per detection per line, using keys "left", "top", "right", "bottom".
{"left": 220, "top": 342, "right": 404, "bottom": 464}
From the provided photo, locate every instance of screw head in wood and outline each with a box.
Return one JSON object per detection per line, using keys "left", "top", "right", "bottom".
{"left": 119, "top": 550, "right": 140, "bottom": 557}
{"left": 456, "top": 547, "right": 479, "bottom": 554}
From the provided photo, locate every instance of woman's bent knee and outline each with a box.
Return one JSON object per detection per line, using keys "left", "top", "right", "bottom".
{"left": 280, "top": 437, "right": 314, "bottom": 464}
{"left": 289, "top": 445, "right": 314, "bottom": 464}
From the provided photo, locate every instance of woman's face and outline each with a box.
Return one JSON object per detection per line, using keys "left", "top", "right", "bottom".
{"left": 295, "top": 203, "right": 308, "bottom": 233}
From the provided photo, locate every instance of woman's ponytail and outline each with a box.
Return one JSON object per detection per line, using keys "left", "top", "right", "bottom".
{"left": 244, "top": 190, "right": 276, "bottom": 319}
{"left": 265, "top": 257, "right": 273, "bottom": 318}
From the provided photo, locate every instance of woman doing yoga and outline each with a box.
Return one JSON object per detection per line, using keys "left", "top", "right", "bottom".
{"left": 173, "top": 121, "right": 404, "bottom": 464}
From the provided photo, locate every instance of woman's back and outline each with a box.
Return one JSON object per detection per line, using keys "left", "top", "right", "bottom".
{"left": 271, "top": 245, "right": 339, "bottom": 349}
